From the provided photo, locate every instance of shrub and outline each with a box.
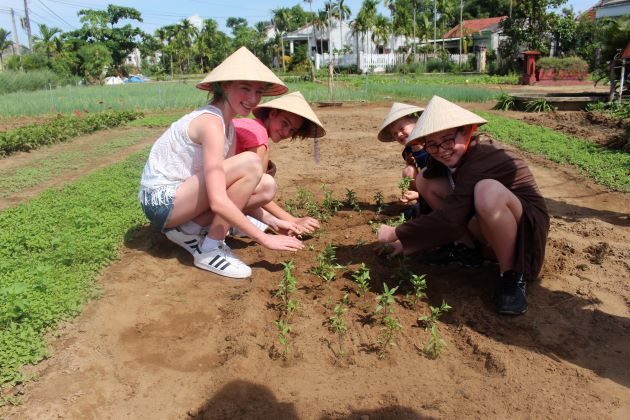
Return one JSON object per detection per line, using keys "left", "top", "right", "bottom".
{"left": 536, "top": 56, "right": 589, "bottom": 73}
{"left": 0, "top": 70, "right": 61, "bottom": 95}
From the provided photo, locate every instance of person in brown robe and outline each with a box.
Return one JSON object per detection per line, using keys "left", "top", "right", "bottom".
{"left": 377, "top": 96, "right": 549, "bottom": 315}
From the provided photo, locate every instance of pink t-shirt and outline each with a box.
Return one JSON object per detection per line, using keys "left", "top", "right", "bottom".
{"left": 233, "top": 118, "right": 269, "bottom": 155}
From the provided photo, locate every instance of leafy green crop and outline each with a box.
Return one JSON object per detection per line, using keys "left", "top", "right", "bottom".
{"left": 0, "top": 110, "right": 143, "bottom": 157}
{"left": 480, "top": 112, "right": 630, "bottom": 192}
{"left": 0, "top": 150, "right": 148, "bottom": 385}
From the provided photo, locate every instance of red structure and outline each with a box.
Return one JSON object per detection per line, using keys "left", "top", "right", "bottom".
{"left": 520, "top": 51, "right": 541, "bottom": 85}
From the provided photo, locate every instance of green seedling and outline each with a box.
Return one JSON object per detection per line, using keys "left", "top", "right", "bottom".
{"left": 274, "top": 260, "right": 299, "bottom": 317}
{"left": 321, "top": 184, "right": 342, "bottom": 218}
{"left": 375, "top": 283, "right": 398, "bottom": 320}
{"left": 423, "top": 324, "right": 447, "bottom": 359}
{"left": 351, "top": 263, "right": 371, "bottom": 298}
{"left": 391, "top": 256, "right": 413, "bottom": 284}
{"left": 385, "top": 213, "right": 406, "bottom": 228}
{"left": 274, "top": 319, "right": 291, "bottom": 359}
{"left": 295, "top": 187, "right": 315, "bottom": 209}
{"left": 407, "top": 273, "right": 428, "bottom": 308}
{"left": 399, "top": 176, "right": 412, "bottom": 194}
{"left": 418, "top": 300, "right": 452, "bottom": 359}
{"left": 374, "top": 191, "right": 385, "bottom": 214}
{"left": 328, "top": 294, "right": 349, "bottom": 356}
{"left": 345, "top": 188, "right": 361, "bottom": 212}
{"left": 378, "top": 314, "right": 402, "bottom": 359}
{"left": 368, "top": 220, "right": 380, "bottom": 234}
{"left": 310, "top": 243, "right": 344, "bottom": 283}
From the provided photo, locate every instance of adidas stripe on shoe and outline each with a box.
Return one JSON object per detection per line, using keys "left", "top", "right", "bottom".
{"left": 164, "top": 227, "right": 202, "bottom": 255}
{"left": 193, "top": 241, "right": 251, "bottom": 279}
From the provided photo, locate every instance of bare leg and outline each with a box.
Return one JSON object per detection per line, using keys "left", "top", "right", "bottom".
{"left": 402, "top": 164, "right": 418, "bottom": 181}
{"left": 473, "top": 179, "right": 523, "bottom": 273}
{"left": 165, "top": 152, "right": 264, "bottom": 238}
{"left": 416, "top": 173, "right": 451, "bottom": 210}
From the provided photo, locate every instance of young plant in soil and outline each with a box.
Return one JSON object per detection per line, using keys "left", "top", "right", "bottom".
{"left": 274, "top": 319, "right": 291, "bottom": 359}
{"left": 385, "top": 213, "right": 406, "bottom": 228}
{"left": 418, "top": 300, "right": 452, "bottom": 359}
{"left": 351, "top": 263, "right": 371, "bottom": 298}
{"left": 345, "top": 188, "right": 361, "bottom": 212}
{"left": 274, "top": 260, "right": 299, "bottom": 318}
{"left": 399, "top": 176, "right": 412, "bottom": 195}
{"left": 375, "top": 283, "right": 401, "bottom": 359}
{"left": 310, "top": 243, "right": 344, "bottom": 283}
{"left": 321, "top": 184, "right": 342, "bottom": 219}
{"left": 374, "top": 191, "right": 385, "bottom": 214}
{"left": 328, "top": 294, "right": 349, "bottom": 357}
{"left": 406, "top": 273, "right": 427, "bottom": 308}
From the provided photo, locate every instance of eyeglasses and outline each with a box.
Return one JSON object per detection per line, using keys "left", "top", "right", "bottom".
{"left": 424, "top": 137, "right": 455, "bottom": 154}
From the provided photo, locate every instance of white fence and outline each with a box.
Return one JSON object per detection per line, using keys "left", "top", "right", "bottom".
{"left": 315, "top": 52, "right": 470, "bottom": 72}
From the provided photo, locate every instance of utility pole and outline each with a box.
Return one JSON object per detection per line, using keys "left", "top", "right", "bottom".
{"left": 413, "top": 0, "right": 416, "bottom": 63}
{"left": 24, "top": 0, "right": 33, "bottom": 51}
{"left": 433, "top": 0, "right": 437, "bottom": 54}
{"left": 10, "top": 8, "right": 22, "bottom": 56}
{"left": 459, "top": 0, "right": 463, "bottom": 66}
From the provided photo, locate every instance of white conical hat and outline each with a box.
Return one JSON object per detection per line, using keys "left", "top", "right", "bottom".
{"left": 407, "top": 96, "right": 487, "bottom": 145}
{"left": 253, "top": 91, "right": 326, "bottom": 138}
{"left": 196, "top": 47, "right": 288, "bottom": 96}
{"left": 377, "top": 102, "right": 424, "bottom": 142}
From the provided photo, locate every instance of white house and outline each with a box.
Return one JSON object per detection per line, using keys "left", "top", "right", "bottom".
{"left": 595, "top": 0, "right": 630, "bottom": 18}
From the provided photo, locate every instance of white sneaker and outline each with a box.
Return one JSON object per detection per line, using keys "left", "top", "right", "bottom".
{"left": 193, "top": 241, "right": 252, "bottom": 279}
{"left": 164, "top": 227, "right": 202, "bottom": 255}
{"left": 230, "top": 215, "right": 269, "bottom": 238}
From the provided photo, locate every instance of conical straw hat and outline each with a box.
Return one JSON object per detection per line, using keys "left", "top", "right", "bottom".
{"left": 196, "top": 47, "right": 288, "bottom": 96}
{"left": 407, "top": 96, "right": 487, "bottom": 145}
{"left": 377, "top": 102, "right": 424, "bottom": 142}
{"left": 253, "top": 91, "right": 326, "bottom": 138}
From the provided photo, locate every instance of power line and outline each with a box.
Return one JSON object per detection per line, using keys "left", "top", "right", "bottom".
{"left": 36, "top": 0, "right": 76, "bottom": 29}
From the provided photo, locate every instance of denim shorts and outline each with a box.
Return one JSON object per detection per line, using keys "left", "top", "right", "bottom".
{"left": 140, "top": 189, "right": 175, "bottom": 232}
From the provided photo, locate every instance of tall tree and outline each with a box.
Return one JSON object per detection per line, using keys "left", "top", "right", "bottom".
{"left": 0, "top": 28, "right": 13, "bottom": 70}
{"left": 333, "top": 0, "right": 352, "bottom": 52}
{"left": 72, "top": 4, "right": 146, "bottom": 74}
{"left": 33, "top": 24, "right": 62, "bottom": 59}
{"left": 372, "top": 13, "right": 391, "bottom": 51}
{"left": 499, "top": 0, "right": 567, "bottom": 60}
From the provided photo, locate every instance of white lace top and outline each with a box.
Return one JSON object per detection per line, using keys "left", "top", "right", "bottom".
{"left": 138, "top": 105, "right": 235, "bottom": 205}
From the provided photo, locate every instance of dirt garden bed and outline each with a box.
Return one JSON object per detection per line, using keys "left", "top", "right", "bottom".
{"left": 1, "top": 103, "right": 629, "bottom": 419}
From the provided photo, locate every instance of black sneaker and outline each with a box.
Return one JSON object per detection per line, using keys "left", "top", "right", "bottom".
{"left": 495, "top": 271, "right": 528, "bottom": 315}
{"left": 418, "top": 243, "right": 484, "bottom": 267}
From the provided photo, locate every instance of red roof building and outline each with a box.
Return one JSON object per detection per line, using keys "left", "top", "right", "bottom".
{"left": 442, "top": 16, "right": 508, "bottom": 39}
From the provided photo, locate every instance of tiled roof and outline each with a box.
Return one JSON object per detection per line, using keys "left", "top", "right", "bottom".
{"left": 442, "top": 16, "right": 507, "bottom": 39}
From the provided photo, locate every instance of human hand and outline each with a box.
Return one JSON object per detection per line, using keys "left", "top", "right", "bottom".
{"left": 294, "top": 217, "right": 320, "bottom": 234}
{"left": 377, "top": 225, "right": 398, "bottom": 243}
{"left": 273, "top": 219, "right": 302, "bottom": 236}
{"left": 387, "top": 240, "right": 404, "bottom": 256}
{"left": 259, "top": 233, "right": 304, "bottom": 251}
{"left": 400, "top": 189, "right": 419, "bottom": 203}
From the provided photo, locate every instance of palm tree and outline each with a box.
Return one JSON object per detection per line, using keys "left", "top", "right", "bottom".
{"left": 272, "top": 7, "right": 291, "bottom": 71}
{"left": 34, "top": 24, "right": 62, "bottom": 59}
{"left": 357, "top": 0, "right": 378, "bottom": 53}
{"left": 0, "top": 28, "right": 12, "bottom": 70}
{"left": 333, "top": 0, "right": 351, "bottom": 53}
{"left": 176, "top": 18, "right": 199, "bottom": 73}
{"left": 383, "top": 0, "right": 395, "bottom": 52}
{"left": 371, "top": 14, "right": 391, "bottom": 53}
{"left": 313, "top": 10, "right": 329, "bottom": 54}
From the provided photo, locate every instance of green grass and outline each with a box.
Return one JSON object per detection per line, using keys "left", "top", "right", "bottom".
{"left": 0, "top": 130, "right": 152, "bottom": 199}
{"left": 0, "top": 78, "right": 501, "bottom": 117}
{"left": 0, "top": 150, "right": 148, "bottom": 387}
{"left": 480, "top": 112, "right": 630, "bottom": 192}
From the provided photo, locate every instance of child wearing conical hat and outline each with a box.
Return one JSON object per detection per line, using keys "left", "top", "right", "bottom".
{"left": 377, "top": 96, "right": 549, "bottom": 315}
{"left": 233, "top": 91, "right": 326, "bottom": 237}
{"left": 377, "top": 102, "right": 430, "bottom": 214}
{"left": 138, "top": 47, "right": 303, "bottom": 279}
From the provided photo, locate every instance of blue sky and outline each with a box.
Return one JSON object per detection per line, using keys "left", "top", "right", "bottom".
{"left": 1, "top": 0, "right": 598, "bottom": 44}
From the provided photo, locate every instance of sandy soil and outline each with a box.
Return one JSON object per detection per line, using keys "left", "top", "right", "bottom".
{"left": 1, "top": 103, "right": 629, "bottom": 419}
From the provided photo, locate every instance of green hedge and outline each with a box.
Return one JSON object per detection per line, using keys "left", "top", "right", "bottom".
{"left": 0, "top": 110, "right": 144, "bottom": 157}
